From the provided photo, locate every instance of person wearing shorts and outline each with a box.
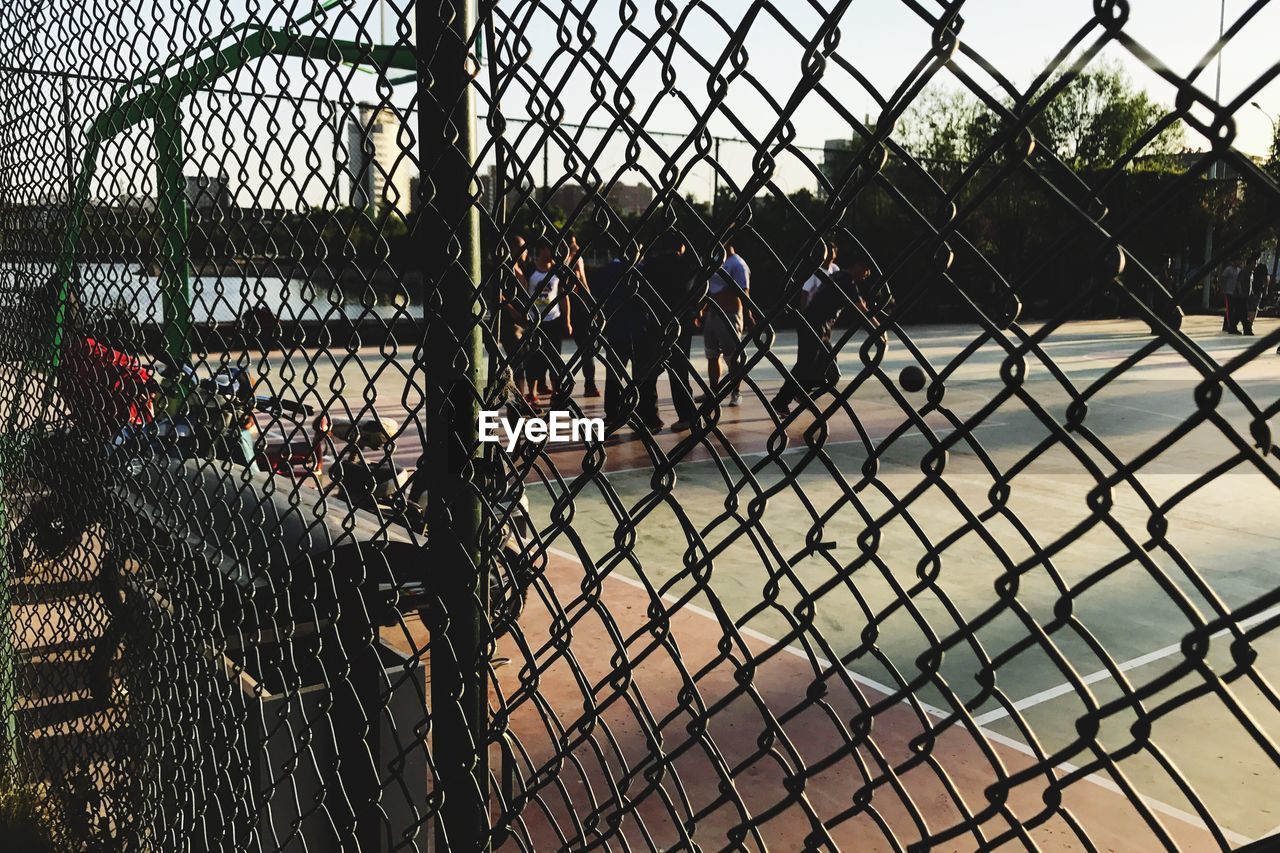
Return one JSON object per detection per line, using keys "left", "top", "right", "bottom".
{"left": 525, "top": 240, "right": 570, "bottom": 408}
{"left": 702, "top": 243, "right": 750, "bottom": 407}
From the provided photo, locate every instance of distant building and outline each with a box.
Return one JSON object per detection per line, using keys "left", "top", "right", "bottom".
{"left": 820, "top": 138, "right": 853, "bottom": 185}
{"left": 606, "top": 182, "right": 654, "bottom": 215}
{"left": 473, "top": 164, "right": 654, "bottom": 218}
{"left": 346, "top": 104, "right": 416, "bottom": 218}
{"left": 547, "top": 181, "right": 654, "bottom": 216}
{"left": 820, "top": 123, "right": 876, "bottom": 186}
{"left": 479, "top": 164, "right": 502, "bottom": 212}
{"left": 184, "top": 171, "right": 233, "bottom": 214}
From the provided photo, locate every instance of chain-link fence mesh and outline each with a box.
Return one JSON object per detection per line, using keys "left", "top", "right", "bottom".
{"left": 1, "top": 0, "right": 1279, "bottom": 849}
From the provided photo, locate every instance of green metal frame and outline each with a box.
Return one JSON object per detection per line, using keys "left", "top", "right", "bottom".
{"left": 46, "top": 0, "right": 415, "bottom": 374}
{"left": 1, "top": 0, "right": 426, "bottom": 780}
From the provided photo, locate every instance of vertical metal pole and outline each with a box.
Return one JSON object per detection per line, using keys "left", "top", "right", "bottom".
{"left": 0, "top": 494, "right": 12, "bottom": 778}
{"left": 155, "top": 98, "right": 191, "bottom": 362}
{"left": 1202, "top": 0, "right": 1226, "bottom": 311}
{"left": 713, "top": 136, "right": 721, "bottom": 215}
{"left": 415, "top": 0, "right": 488, "bottom": 850}
{"left": 62, "top": 75, "right": 76, "bottom": 211}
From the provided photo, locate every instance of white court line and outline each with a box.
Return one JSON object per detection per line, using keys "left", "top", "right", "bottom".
{"left": 546, "top": 545, "right": 1254, "bottom": 846}
{"left": 1086, "top": 397, "right": 1195, "bottom": 424}
{"left": 597, "top": 421, "right": 1008, "bottom": 479}
{"left": 971, "top": 604, "right": 1280, "bottom": 728}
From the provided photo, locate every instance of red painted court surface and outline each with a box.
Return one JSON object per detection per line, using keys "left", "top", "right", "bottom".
{"left": 361, "top": 316, "right": 1277, "bottom": 848}
{"left": 480, "top": 550, "right": 1229, "bottom": 851}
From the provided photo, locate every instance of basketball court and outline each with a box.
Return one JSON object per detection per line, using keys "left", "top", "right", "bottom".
{"left": 347, "top": 314, "right": 1280, "bottom": 848}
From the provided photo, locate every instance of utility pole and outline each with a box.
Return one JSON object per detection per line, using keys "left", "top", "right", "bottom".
{"left": 712, "top": 136, "right": 721, "bottom": 215}
{"left": 1202, "top": 0, "right": 1226, "bottom": 311}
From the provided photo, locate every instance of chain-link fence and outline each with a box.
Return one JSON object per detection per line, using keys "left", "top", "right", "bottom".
{"left": 1, "top": 0, "right": 1279, "bottom": 849}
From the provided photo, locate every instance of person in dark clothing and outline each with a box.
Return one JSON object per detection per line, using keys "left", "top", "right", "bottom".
{"left": 770, "top": 260, "right": 875, "bottom": 415}
{"left": 565, "top": 232, "right": 601, "bottom": 398}
{"left": 641, "top": 234, "right": 701, "bottom": 431}
{"left": 1238, "top": 252, "right": 1265, "bottom": 337}
{"left": 1228, "top": 254, "right": 1256, "bottom": 336}
{"left": 1221, "top": 258, "right": 1243, "bottom": 334}
{"left": 596, "top": 254, "right": 661, "bottom": 429}
{"left": 1252, "top": 255, "right": 1271, "bottom": 305}
{"left": 500, "top": 235, "right": 532, "bottom": 400}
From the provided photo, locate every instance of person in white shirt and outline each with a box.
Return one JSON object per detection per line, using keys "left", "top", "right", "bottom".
{"left": 522, "top": 240, "right": 572, "bottom": 408}
{"left": 702, "top": 244, "right": 750, "bottom": 406}
{"left": 800, "top": 243, "right": 839, "bottom": 311}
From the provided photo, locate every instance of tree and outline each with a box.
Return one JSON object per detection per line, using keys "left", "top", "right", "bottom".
{"left": 898, "top": 64, "right": 1183, "bottom": 175}
{"left": 1031, "top": 61, "right": 1183, "bottom": 171}
{"left": 898, "top": 88, "right": 985, "bottom": 169}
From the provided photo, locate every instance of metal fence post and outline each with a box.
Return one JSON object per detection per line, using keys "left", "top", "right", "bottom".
{"left": 414, "top": 0, "right": 488, "bottom": 850}
{"left": 0, "top": 494, "right": 14, "bottom": 776}
{"left": 155, "top": 97, "right": 191, "bottom": 364}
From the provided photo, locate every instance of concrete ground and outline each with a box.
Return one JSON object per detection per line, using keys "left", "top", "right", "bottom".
{"left": 252, "top": 313, "right": 1279, "bottom": 847}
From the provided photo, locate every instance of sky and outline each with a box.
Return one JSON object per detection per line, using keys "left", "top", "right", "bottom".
{"left": 489, "top": 0, "right": 1280, "bottom": 154}
{"left": 465, "top": 0, "right": 1280, "bottom": 203}
{"left": 22, "top": 0, "right": 1280, "bottom": 208}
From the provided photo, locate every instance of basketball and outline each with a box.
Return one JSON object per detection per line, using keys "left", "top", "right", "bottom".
{"left": 899, "top": 365, "right": 927, "bottom": 392}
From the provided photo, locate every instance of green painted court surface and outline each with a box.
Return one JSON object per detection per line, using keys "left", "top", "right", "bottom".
{"left": 261, "top": 313, "right": 1279, "bottom": 841}
{"left": 521, "top": 315, "right": 1280, "bottom": 842}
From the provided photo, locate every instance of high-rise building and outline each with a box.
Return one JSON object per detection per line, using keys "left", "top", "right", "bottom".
{"left": 820, "top": 138, "right": 854, "bottom": 186}
{"left": 346, "top": 104, "right": 415, "bottom": 218}
{"left": 820, "top": 123, "right": 875, "bottom": 187}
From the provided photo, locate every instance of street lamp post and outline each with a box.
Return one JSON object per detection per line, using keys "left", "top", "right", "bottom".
{"left": 1255, "top": 101, "right": 1278, "bottom": 132}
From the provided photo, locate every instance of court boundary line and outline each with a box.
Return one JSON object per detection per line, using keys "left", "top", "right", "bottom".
{"left": 597, "top": 420, "right": 1008, "bottom": 479}
{"left": 546, "top": 546, "right": 1254, "bottom": 846}
{"left": 972, "top": 604, "right": 1280, "bottom": 727}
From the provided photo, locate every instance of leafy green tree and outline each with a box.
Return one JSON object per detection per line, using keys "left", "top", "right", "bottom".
{"left": 899, "top": 64, "right": 1182, "bottom": 174}
{"left": 1031, "top": 61, "right": 1183, "bottom": 170}
{"left": 899, "top": 88, "right": 985, "bottom": 169}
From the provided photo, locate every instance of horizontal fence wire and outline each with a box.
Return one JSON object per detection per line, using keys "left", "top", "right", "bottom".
{"left": 0, "top": 0, "right": 1278, "bottom": 850}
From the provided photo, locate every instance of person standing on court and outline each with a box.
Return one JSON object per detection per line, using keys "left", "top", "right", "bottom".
{"left": 800, "top": 242, "right": 839, "bottom": 312}
{"left": 522, "top": 239, "right": 571, "bottom": 409}
{"left": 702, "top": 242, "right": 750, "bottom": 407}
{"left": 597, "top": 249, "right": 661, "bottom": 431}
{"left": 770, "top": 259, "right": 873, "bottom": 415}
{"left": 501, "top": 235, "right": 532, "bottom": 407}
{"left": 1228, "top": 255, "right": 1254, "bottom": 336}
{"left": 1220, "top": 258, "right": 1241, "bottom": 333}
{"left": 565, "top": 231, "right": 602, "bottom": 399}
{"left": 643, "top": 232, "right": 700, "bottom": 432}
{"left": 1243, "top": 251, "right": 1266, "bottom": 337}
{"left": 1251, "top": 253, "right": 1271, "bottom": 302}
